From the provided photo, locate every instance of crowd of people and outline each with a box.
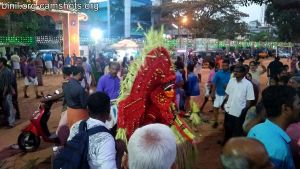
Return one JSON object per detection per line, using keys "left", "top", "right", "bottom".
{"left": 174, "top": 52, "right": 300, "bottom": 169}
{"left": 0, "top": 50, "right": 130, "bottom": 128}
{"left": 1, "top": 46, "right": 300, "bottom": 169}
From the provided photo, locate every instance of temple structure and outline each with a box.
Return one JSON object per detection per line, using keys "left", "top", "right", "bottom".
{"left": 0, "top": 0, "right": 88, "bottom": 56}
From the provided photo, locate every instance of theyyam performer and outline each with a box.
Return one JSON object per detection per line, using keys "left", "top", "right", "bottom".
{"left": 116, "top": 28, "right": 199, "bottom": 168}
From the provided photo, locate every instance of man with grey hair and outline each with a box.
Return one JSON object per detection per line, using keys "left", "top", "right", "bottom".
{"left": 221, "top": 137, "right": 274, "bottom": 169}
{"left": 128, "top": 123, "right": 177, "bottom": 169}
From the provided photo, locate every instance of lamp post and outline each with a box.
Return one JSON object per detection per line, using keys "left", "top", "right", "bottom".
{"left": 179, "top": 16, "right": 188, "bottom": 49}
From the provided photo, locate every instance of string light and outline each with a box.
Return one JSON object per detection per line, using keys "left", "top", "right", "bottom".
{"left": 0, "top": 36, "right": 294, "bottom": 48}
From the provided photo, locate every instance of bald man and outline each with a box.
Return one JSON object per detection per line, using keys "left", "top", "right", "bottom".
{"left": 221, "top": 137, "right": 274, "bottom": 169}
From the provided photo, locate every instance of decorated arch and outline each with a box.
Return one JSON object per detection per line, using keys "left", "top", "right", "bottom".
{"left": 0, "top": 0, "right": 88, "bottom": 56}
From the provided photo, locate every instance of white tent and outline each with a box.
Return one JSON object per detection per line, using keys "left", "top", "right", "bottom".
{"left": 111, "top": 39, "right": 139, "bottom": 49}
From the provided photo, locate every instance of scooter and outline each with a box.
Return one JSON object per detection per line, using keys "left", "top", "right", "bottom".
{"left": 18, "top": 90, "right": 62, "bottom": 152}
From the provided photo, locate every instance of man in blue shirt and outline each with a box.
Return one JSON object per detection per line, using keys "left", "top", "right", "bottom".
{"left": 248, "top": 86, "right": 300, "bottom": 169}
{"left": 175, "top": 64, "right": 185, "bottom": 111}
{"left": 185, "top": 63, "right": 200, "bottom": 118}
{"left": 43, "top": 52, "right": 53, "bottom": 74}
{"left": 211, "top": 59, "right": 231, "bottom": 128}
{"left": 186, "top": 64, "right": 200, "bottom": 97}
{"left": 65, "top": 55, "right": 71, "bottom": 67}
{"left": 96, "top": 62, "right": 120, "bottom": 100}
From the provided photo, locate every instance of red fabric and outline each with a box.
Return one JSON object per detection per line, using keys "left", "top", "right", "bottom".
{"left": 142, "top": 87, "right": 175, "bottom": 126}
{"left": 117, "top": 47, "right": 176, "bottom": 139}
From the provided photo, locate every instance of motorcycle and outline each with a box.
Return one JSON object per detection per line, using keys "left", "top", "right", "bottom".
{"left": 18, "top": 90, "right": 62, "bottom": 152}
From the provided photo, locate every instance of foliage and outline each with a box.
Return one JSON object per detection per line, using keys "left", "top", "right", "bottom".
{"left": 241, "top": 0, "right": 300, "bottom": 9}
{"left": 3, "top": 11, "right": 58, "bottom": 37}
{"left": 265, "top": 4, "right": 300, "bottom": 42}
{"left": 157, "top": 0, "right": 248, "bottom": 40}
{"left": 211, "top": 15, "right": 248, "bottom": 40}
{"left": 241, "top": 0, "right": 272, "bottom": 6}
{"left": 249, "top": 31, "right": 275, "bottom": 41}
{"left": 241, "top": 0, "right": 300, "bottom": 41}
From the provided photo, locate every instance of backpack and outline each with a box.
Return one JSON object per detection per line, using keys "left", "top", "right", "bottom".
{"left": 53, "top": 120, "right": 111, "bottom": 169}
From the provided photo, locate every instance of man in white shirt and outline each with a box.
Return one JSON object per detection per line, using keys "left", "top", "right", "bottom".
{"left": 10, "top": 52, "right": 21, "bottom": 78}
{"left": 222, "top": 65, "right": 255, "bottom": 143}
{"left": 68, "top": 92, "right": 117, "bottom": 169}
{"left": 194, "top": 55, "right": 203, "bottom": 81}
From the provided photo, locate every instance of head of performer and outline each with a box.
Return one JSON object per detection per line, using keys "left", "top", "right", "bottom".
{"left": 163, "top": 82, "right": 175, "bottom": 99}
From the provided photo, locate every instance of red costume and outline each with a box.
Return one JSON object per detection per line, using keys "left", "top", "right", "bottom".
{"left": 116, "top": 29, "right": 197, "bottom": 169}
{"left": 116, "top": 46, "right": 194, "bottom": 143}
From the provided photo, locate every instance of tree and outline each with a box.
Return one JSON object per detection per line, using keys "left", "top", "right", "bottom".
{"left": 265, "top": 4, "right": 300, "bottom": 42}
{"left": 156, "top": 0, "right": 248, "bottom": 40}
{"left": 1, "top": 11, "right": 58, "bottom": 36}
{"left": 241, "top": 0, "right": 300, "bottom": 41}
{"left": 249, "top": 31, "right": 275, "bottom": 41}
{"left": 242, "top": 0, "right": 300, "bottom": 9}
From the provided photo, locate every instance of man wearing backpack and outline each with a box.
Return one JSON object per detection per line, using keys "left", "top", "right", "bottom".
{"left": 66, "top": 92, "right": 117, "bottom": 169}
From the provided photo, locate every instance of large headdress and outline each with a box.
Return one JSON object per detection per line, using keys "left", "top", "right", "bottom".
{"left": 116, "top": 28, "right": 176, "bottom": 141}
{"left": 116, "top": 29, "right": 197, "bottom": 169}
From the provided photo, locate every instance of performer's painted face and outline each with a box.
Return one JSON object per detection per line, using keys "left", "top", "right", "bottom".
{"left": 164, "top": 84, "right": 175, "bottom": 98}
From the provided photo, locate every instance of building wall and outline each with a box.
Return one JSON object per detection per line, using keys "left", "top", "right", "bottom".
{"left": 124, "top": 0, "right": 131, "bottom": 38}
{"left": 84, "top": 0, "right": 151, "bottom": 39}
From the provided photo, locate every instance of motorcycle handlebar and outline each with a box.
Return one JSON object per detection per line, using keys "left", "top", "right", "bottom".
{"left": 40, "top": 93, "right": 63, "bottom": 103}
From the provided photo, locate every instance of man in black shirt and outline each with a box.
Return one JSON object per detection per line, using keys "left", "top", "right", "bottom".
{"left": 63, "top": 66, "right": 89, "bottom": 128}
{"left": 0, "top": 57, "right": 15, "bottom": 128}
{"left": 267, "top": 57, "right": 283, "bottom": 81}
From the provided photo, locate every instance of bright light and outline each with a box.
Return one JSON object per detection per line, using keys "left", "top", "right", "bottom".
{"left": 182, "top": 16, "right": 188, "bottom": 24}
{"left": 177, "top": 49, "right": 186, "bottom": 53}
{"left": 90, "top": 28, "right": 103, "bottom": 42}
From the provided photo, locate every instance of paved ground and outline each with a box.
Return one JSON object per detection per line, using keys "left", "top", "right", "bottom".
{"left": 0, "top": 58, "right": 284, "bottom": 169}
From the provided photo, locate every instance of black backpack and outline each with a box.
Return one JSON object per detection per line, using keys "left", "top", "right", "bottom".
{"left": 53, "top": 120, "right": 111, "bottom": 169}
